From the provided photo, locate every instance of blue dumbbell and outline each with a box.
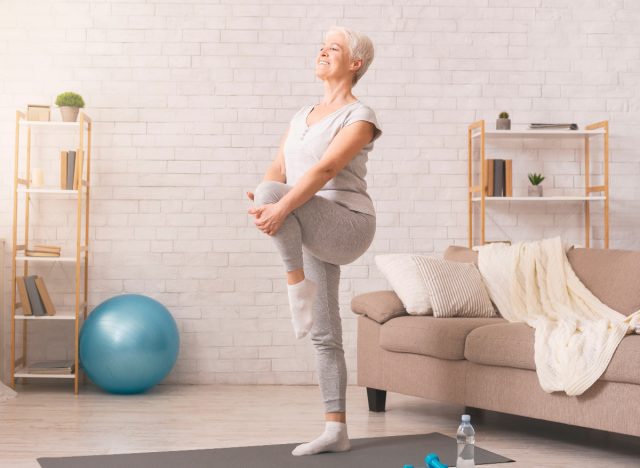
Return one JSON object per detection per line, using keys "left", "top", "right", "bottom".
{"left": 402, "top": 465, "right": 414, "bottom": 468}
{"left": 425, "top": 453, "right": 448, "bottom": 468}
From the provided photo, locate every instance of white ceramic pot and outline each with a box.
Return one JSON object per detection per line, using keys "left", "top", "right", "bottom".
{"left": 528, "top": 185, "right": 543, "bottom": 197}
{"left": 496, "top": 118, "right": 511, "bottom": 130}
{"left": 60, "top": 106, "right": 80, "bottom": 122}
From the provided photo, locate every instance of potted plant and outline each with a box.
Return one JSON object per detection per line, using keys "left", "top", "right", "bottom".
{"left": 55, "top": 92, "right": 85, "bottom": 122}
{"left": 496, "top": 111, "right": 511, "bottom": 130}
{"left": 528, "top": 172, "right": 545, "bottom": 197}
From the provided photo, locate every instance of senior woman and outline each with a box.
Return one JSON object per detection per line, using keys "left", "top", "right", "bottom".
{"left": 247, "top": 26, "right": 381, "bottom": 456}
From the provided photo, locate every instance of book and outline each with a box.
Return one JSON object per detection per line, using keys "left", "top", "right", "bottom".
{"left": 33, "top": 244, "right": 61, "bottom": 253}
{"left": 529, "top": 123, "right": 578, "bottom": 130}
{"left": 60, "top": 151, "right": 68, "bottom": 189}
{"left": 35, "top": 277, "right": 56, "bottom": 316}
{"left": 16, "top": 276, "right": 32, "bottom": 316}
{"left": 485, "top": 159, "right": 494, "bottom": 196}
{"left": 24, "top": 275, "right": 46, "bottom": 316}
{"left": 66, "top": 150, "right": 76, "bottom": 190}
{"left": 73, "top": 149, "right": 81, "bottom": 189}
{"left": 505, "top": 159, "right": 513, "bottom": 197}
{"left": 493, "top": 159, "right": 505, "bottom": 197}
{"left": 25, "top": 250, "right": 61, "bottom": 257}
{"left": 27, "top": 360, "right": 74, "bottom": 374}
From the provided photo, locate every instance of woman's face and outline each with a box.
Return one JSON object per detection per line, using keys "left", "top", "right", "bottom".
{"left": 315, "top": 32, "right": 359, "bottom": 83}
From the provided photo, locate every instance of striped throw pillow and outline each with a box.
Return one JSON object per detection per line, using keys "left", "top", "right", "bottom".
{"left": 412, "top": 256, "right": 496, "bottom": 318}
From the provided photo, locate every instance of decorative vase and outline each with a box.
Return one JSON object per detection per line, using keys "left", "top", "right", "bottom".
{"left": 528, "top": 185, "right": 543, "bottom": 197}
{"left": 60, "top": 106, "right": 80, "bottom": 122}
{"left": 496, "top": 118, "right": 511, "bottom": 130}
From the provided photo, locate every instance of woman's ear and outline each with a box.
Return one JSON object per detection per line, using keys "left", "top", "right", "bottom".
{"left": 350, "top": 59, "right": 363, "bottom": 74}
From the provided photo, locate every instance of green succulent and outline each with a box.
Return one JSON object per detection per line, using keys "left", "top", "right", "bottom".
{"left": 528, "top": 173, "right": 545, "bottom": 186}
{"left": 498, "top": 111, "right": 509, "bottom": 119}
{"left": 55, "top": 92, "right": 85, "bottom": 108}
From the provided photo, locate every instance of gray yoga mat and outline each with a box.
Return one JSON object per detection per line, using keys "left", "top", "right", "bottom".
{"left": 38, "top": 432, "right": 513, "bottom": 468}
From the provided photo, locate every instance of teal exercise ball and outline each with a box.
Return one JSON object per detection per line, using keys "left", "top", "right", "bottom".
{"left": 80, "top": 294, "right": 179, "bottom": 394}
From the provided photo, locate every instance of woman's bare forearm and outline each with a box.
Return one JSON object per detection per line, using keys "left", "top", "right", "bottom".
{"left": 277, "top": 166, "right": 334, "bottom": 214}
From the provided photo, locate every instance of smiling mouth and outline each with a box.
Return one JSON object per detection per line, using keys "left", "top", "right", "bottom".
{"left": 318, "top": 61, "right": 329, "bottom": 65}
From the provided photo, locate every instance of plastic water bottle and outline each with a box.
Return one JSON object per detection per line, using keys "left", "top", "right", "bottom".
{"left": 456, "top": 414, "right": 475, "bottom": 468}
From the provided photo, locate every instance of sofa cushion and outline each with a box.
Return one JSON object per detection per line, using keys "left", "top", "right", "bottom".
{"left": 568, "top": 248, "right": 640, "bottom": 316}
{"left": 444, "top": 245, "right": 478, "bottom": 264}
{"left": 465, "top": 322, "right": 640, "bottom": 385}
{"left": 351, "top": 291, "right": 407, "bottom": 324}
{"left": 380, "top": 316, "right": 505, "bottom": 360}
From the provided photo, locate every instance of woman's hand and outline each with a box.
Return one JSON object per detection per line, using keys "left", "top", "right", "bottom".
{"left": 246, "top": 191, "right": 254, "bottom": 201}
{"left": 248, "top": 201, "right": 288, "bottom": 236}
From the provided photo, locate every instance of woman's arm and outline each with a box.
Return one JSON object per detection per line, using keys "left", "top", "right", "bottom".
{"left": 250, "top": 121, "right": 374, "bottom": 235}
{"left": 247, "top": 128, "right": 289, "bottom": 200}
{"left": 279, "top": 121, "right": 373, "bottom": 213}
{"left": 263, "top": 128, "right": 288, "bottom": 183}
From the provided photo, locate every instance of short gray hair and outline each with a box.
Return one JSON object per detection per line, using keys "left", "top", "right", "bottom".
{"left": 325, "top": 26, "right": 375, "bottom": 86}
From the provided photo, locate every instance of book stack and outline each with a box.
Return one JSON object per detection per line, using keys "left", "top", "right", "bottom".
{"left": 27, "top": 360, "right": 75, "bottom": 375}
{"left": 16, "top": 275, "right": 57, "bottom": 316}
{"left": 529, "top": 123, "right": 578, "bottom": 130}
{"left": 483, "top": 159, "right": 513, "bottom": 197}
{"left": 25, "top": 244, "right": 61, "bottom": 257}
{"left": 60, "top": 150, "right": 81, "bottom": 189}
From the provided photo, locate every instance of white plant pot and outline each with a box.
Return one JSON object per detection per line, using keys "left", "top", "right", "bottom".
{"left": 496, "top": 118, "right": 511, "bottom": 130}
{"left": 528, "top": 185, "right": 543, "bottom": 197}
{"left": 60, "top": 106, "right": 80, "bottom": 122}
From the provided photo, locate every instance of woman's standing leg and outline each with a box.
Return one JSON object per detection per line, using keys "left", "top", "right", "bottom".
{"left": 292, "top": 251, "right": 350, "bottom": 456}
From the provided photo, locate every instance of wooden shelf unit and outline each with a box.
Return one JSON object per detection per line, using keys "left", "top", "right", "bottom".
{"left": 467, "top": 120, "right": 609, "bottom": 248}
{"left": 10, "top": 110, "right": 92, "bottom": 394}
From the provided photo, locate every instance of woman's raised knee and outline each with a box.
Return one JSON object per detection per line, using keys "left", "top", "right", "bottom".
{"left": 254, "top": 181, "right": 288, "bottom": 205}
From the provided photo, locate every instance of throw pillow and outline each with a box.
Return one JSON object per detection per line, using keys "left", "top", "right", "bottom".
{"left": 351, "top": 291, "right": 407, "bottom": 324}
{"left": 412, "top": 256, "right": 496, "bottom": 318}
{"left": 374, "top": 254, "right": 432, "bottom": 315}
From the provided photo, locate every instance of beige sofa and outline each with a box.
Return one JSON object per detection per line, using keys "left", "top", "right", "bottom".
{"left": 352, "top": 246, "right": 640, "bottom": 437}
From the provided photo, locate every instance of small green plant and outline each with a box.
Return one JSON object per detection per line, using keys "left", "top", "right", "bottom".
{"left": 528, "top": 173, "right": 545, "bottom": 186}
{"left": 499, "top": 111, "right": 509, "bottom": 119}
{"left": 55, "top": 92, "right": 85, "bottom": 108}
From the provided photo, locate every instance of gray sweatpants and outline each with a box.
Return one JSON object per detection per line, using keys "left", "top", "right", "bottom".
{"left": 254, "top": 181, "right": 376, "bottom": 412}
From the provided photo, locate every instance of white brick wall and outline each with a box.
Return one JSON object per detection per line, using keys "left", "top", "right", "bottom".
{"left": 1, "top": 0, "right": 640, "bottom": 385}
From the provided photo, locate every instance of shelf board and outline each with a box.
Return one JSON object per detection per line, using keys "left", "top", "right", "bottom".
{"left": 15, "top": 254, "right": 83, "bottom": 263}
{"left": 14, "top": 367, "right": 76, "bottom": 379}
{"left": 15, "top": 310, "right": 82, "bottom": 321}
{"left": 17, "top": 188, "right": 81, "bottom": 195}
{"left": 472, "top": 196, "right": 607, "bottom": 202}
{"left": 19, "top": 120, "right": 88, "bottom": 128}
{"left": 472, "top": 128, "right": 606, "bottom": 139}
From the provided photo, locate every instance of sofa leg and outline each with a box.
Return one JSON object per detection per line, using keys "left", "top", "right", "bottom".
{"left": 367, "top": 387, "right": 387, "bottom": 412}
{"left": 464, "top": 406, "right": 485, "bottom": 423}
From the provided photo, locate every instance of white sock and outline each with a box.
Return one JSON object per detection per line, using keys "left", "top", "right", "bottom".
{"left": 292, "top": 421, "right": 350, "bottom": 456}
{"left": 287, "top": 279, "right": 317, "bottom": 339}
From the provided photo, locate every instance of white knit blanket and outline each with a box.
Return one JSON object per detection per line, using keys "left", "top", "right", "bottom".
{"left": 477, "top": 237, "right": 640, "bottom": 396}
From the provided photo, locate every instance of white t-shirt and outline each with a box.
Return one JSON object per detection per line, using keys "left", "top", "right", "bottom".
{"left": 283, "top": 100, "right": 382, "bottom": 216}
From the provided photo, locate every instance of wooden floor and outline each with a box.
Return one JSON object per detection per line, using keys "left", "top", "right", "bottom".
{"left": 1, "top": 383, "right": 639, "bottom": 467}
